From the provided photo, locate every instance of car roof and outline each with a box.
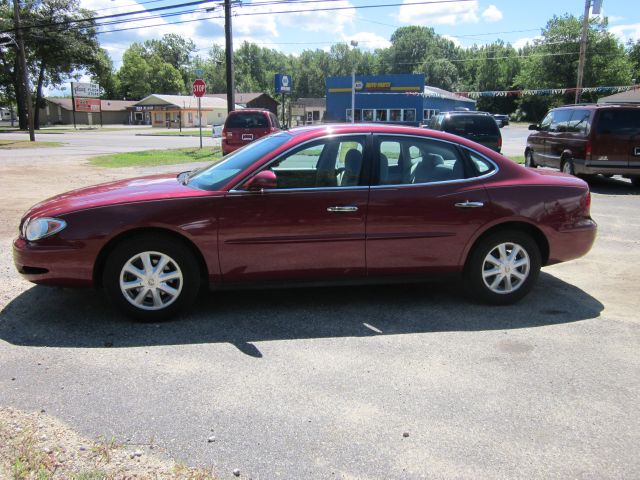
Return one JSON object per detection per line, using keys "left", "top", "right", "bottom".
{"left": 228, "top": 108, "right": 271, "bottom": 113}
{"left": 284, "top": 123, "right": 499, "bottom": 150}
{"left": 553, "top": 104, "right": 640, "bottom": 110}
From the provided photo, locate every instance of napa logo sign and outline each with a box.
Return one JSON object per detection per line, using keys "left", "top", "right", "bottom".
{"left": 275, "top": 74, "right": 292, "bottom": 95}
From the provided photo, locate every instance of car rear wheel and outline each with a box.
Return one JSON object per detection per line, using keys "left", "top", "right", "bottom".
{"left": 465, "top": 230, "right": 541, "bottom": 305}
{"left": 103, "top": 235, "right": 201, "bottom": 321}
{"left": 525, "top": 150, "right": 536, "bottom": 168}
{"left": 631, "top": 176, "right": 640, "bottom": 188}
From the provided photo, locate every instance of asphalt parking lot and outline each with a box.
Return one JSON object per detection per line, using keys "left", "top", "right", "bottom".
{"left": 0, "top": 127, "right": 638, "bottom": 479}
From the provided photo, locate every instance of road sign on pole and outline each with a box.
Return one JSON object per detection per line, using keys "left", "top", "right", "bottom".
{"left": 192, "top": 79, "right": 206, "bottom": 148}
{"left": 192, "top": 79, "right": 206, "bottom": 97}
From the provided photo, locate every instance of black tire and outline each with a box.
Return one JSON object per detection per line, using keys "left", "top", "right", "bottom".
{"left": 103, "top": 234, "right": 201, "bottom": 321}
{"left": 464, "top": 230, "right": 541, "bottom": 305}
{"left": 525, "top": 149, "right": 536, "bottom": 168}
{"left": 631, "top": 176, "right": 640, "bottom": 188}
{"left": 561, "top": 158, "right": 575, "bottom": 176}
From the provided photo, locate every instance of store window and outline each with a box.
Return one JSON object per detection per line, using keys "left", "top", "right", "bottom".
{"left": 423, "top": 109, "right": 439, "bottom": 121}
{"left": 403, "top": 109, "right": 416, "bottom": 122}
{"left": 362, "top": 109, "right": 374, "bottom": 122}
{"left": 389, "top": 109, "right": 402, "bottom": 122}
{"left": 376, "top": 109, "right": 387, "bottom": 122}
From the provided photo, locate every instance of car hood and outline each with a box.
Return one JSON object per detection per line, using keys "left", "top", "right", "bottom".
{"left": 24, "top": 173, "right": 215, "bottom": 219}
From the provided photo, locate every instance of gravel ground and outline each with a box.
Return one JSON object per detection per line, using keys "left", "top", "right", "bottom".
{"left": 0, "top": 131, "right": 639, "bottom": 479}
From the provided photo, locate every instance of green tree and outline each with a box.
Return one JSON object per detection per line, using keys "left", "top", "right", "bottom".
{"left": 1, "top": 0, "right": 102, "bottom": 128}
{"left": 143, "top": 34, "right": 196, "bottom": 91}
{"left": 515, "top": 14, "right": 633, "bottom": 120}
{"left": 116, "top": 42, "right": 184, "bottom": 99}
{"left": 627, "top": 39, "right": 640, "bottom": 82}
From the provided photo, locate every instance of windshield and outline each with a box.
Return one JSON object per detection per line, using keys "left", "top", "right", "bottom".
{"left": 188, "top": 132, "right": 292, "bottom": 191}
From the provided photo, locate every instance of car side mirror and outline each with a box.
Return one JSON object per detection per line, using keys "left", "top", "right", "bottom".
{"left": 528, "top": 124, "right": 540, "bottom": 131}
{"left": 243, "top": 170, "right": 277, "bottom": 191}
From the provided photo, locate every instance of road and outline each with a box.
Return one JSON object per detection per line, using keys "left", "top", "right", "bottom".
{"left": 0, "top": 127, "right": 638, "bottom": 479}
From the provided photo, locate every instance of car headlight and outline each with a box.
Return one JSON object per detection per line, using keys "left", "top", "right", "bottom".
{"left": 22, "top": 217, "right": 67, "bottom": 241}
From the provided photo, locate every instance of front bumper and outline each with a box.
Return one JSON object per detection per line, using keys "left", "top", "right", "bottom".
{"left": 13, "top": 237, "right": 95, "bottom": 287}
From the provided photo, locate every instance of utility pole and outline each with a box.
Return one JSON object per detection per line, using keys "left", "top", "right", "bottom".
{"left": 575, "top": 0, "right": 592, "bottom": 104}
{"left": 224, "top": 0, "right": 235, "bottom": 114}
{"left": 13, "top": 0, "right": 34, "bottom": 141}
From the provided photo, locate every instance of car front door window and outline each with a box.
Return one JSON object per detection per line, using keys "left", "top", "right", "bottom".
{"left": 267, "top": 136, "right": 367, "bottom": 189}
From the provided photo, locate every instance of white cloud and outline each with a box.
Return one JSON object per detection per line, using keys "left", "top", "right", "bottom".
{"left": 398, "top": 0, "right": 479, "bottom": 25}
{"left": 512, "top": 36, "right": 542, "bottom": 50}
{"left": 610, "top": 23, "right": 640, "bottom": 43}
{"left": 343, "top": 32, "right": 391, "bottom": 50}
{"left": 278, "top": 0, "right": 356, "bottom": 34}
{"left": 481, "top": 5, "right": 503, "bottom": 23}
{"left": 442, "top": 35, "right": 462, "bottom": 47}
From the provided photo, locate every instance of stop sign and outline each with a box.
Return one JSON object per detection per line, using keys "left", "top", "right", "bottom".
{"left": 192, "top": 79, "right": 206, "bottom": 97}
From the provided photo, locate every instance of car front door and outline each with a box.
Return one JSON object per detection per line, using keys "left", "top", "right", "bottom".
{"left": 218, "top": 135, "right": 370, "bottom": 283}
{"left": 366, "top": 135, "right": 496, "bottom": 276}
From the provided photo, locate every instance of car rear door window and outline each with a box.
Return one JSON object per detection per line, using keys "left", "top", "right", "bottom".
{"left": 567, "top": 110, "right": 591, "bottom": 134}
{"left": 597, "top": 109, "right": 640, "bottom": 135}
{"left": 376, "top": 136, "right": 466, "bottom": 185}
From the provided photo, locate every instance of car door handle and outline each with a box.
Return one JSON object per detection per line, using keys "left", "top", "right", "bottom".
{"left": 327, "top": 206, "right": 358, "bottom": 212}
{"left": 454, "top": 201, "right": 484, "bottom": 208}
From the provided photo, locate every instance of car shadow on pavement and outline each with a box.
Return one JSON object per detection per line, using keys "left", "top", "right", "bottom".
{"left": 0, "top": 272, "right": 603, "bottom": 357}
{"left": 586, "top": 175, "right": 639, "bottom": 195}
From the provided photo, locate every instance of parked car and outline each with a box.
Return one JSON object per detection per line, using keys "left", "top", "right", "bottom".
{"left": 493, "top": 114, "right": 510, "bottom": 127}
{"left": 221, "top": 108, "right": 281, "bottom": 155}
{"left": 428, "top": 111, "right": 502, "bottom": 152}
{"left": 14, "top": 124, "right": 596, "bottom": 320}
{"left": 525, "top": 104, "right": 640, "bottom": 186}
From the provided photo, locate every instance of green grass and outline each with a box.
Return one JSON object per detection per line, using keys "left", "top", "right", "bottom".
{"left": 90, "top": 146, "right": 222, "bottom": 168}
{"left": 509, "top": 155, "right": 525, "bottom": 164}
{"left": 0, "top": 139, "right": 64, "bottom": 149}
{"left": 141, "top": 129, "right": 207, "bottom": 137}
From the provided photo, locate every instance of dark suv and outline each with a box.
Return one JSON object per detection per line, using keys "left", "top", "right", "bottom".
{"left": 525, "top": 104, "right": 640, "bottom": 186}
{"left": 428, "top": 111, "right": 502, "bottom": 152}
{"left": 222, "top": 109, "right": 281, "bottom": 155}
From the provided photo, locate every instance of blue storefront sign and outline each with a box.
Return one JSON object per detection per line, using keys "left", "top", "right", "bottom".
{"left": 326, "top": 73, "right": 475, "bottom": 125}
{"left": 275, "top": 74, "right": 292, "bottom": 95}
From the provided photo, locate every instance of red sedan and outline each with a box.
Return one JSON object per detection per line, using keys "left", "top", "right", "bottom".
{"left": 14, "top": 124, "right": 596, "bottom": 320}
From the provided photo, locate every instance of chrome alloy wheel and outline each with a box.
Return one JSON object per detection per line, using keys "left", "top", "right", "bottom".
{"left": 481, "top": 242, "right": 530, "bottom": 294}
{"left": 119, "top": 251, "right": 183, "bottom": 311}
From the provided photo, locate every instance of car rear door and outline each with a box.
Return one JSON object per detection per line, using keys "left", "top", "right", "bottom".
{"left": 366, "top": 135, "right": 495, "bottom": 275}
{"left": 590, "top": 109, "right": 632, "bottom": 170}
{"left": 218, "top": 134, "right": 371, "bottom": 283}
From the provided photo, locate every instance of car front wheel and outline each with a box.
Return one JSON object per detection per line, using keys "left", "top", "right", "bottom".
{"left": 465, "top": 230, "right": 541, "bottom": 305}
{"left": 103, "top": 235, "right": 201, "bottom": 321}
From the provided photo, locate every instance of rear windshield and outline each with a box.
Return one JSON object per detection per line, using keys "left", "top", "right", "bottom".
{"left": 596, "top": 109, "right": 640, "bottom": 135}
{"left": 226, "top": 112, "right": 269, "bottom": 129}
{"left": 444, "top": 115, "right": 499, "bottom": 136}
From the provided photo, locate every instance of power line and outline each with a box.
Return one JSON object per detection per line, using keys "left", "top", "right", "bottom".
{"left": 5, "top": 0, "right": 476, "bottom": 35}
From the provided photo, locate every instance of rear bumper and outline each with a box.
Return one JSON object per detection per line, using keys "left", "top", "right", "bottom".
{"left": 221, "top": 140, "right": 243, "bottom": 155}
{"left": 546, "top": 219, "right": 597, "bottom": 265}
{"left": 574, "top": 159, "right": 640, "bottom": 176}
{"left": 13, "top": 237, "right": 94, "bottom": 287}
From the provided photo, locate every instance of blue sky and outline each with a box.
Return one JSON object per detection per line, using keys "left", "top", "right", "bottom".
{"left": 79, "top": 0, "right": 640, "bottom": 69}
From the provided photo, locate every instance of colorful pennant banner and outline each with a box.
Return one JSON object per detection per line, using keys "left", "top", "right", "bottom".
{"left": 409, "top": 85, "right": 639, "bottom": 99}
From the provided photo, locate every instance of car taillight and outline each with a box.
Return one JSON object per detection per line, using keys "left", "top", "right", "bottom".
{"left": 581, "top": 191, "right": 591, "bottom": 216}
{"left": 585, "top": 139, "right": 592, "bottom": 160}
